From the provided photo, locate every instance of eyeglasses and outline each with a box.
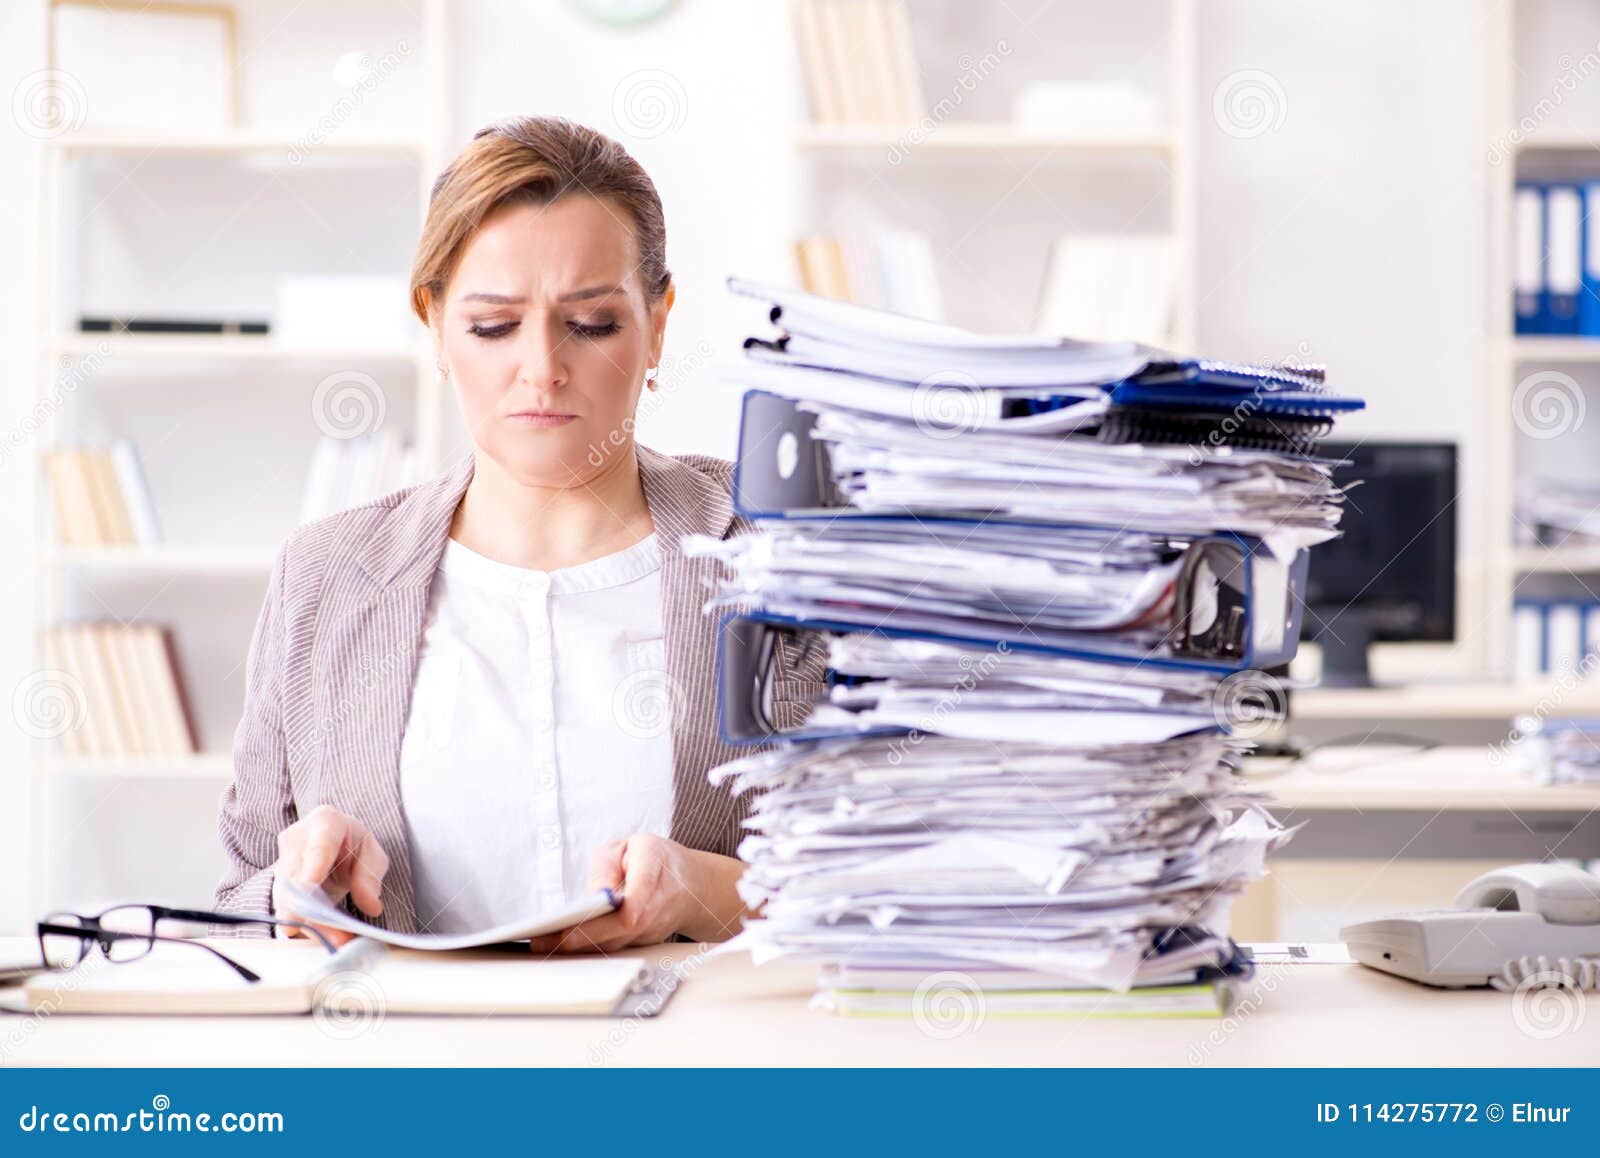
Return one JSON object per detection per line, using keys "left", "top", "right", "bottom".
{"left": 37, "top": 904, "right": 337, "bottom": 984}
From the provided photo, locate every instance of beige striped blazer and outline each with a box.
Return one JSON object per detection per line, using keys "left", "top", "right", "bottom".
{"left": 214, "top": 445, "right": 823, "bottom": 933}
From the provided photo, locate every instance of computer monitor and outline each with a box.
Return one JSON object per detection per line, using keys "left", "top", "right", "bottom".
{"left": 1300, "top": 440, "right": 1457, "bottom": 687}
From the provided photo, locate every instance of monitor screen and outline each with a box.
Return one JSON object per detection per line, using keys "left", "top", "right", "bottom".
{"left": 1302, "top": 441, "right": 1456, "bottom": 646}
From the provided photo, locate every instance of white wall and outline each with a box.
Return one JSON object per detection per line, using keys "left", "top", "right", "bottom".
{"left": 0, "top": 0, "right": 1519, "bottom": 928}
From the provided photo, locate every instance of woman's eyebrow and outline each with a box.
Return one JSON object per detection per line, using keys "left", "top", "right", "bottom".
{"left": 458, "top": 284, "right": 624, "bottom": 305}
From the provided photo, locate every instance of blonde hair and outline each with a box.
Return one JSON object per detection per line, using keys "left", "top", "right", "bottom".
{"left": 409, "top": 115, "right": 671, "bottom": 324}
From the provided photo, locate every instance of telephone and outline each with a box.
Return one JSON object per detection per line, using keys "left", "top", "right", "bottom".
{"left": 1340, "top": 862, "right": 1600, "bottom": 989}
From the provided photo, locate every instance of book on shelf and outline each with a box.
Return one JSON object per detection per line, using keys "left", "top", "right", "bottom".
{"left": 78, "top": 316, "right": 270, "bottom": 336}
{"left": 794, "top": 228, "right": 943, "bottom": 320}
{"left": 1034, "top": 234, "right": 1175, "bottom": 347}
{"left": 795, "top": 0, "right": 923, "bottom": 125}
{"left": 43, "top": 622, "right": 198, "bottom": 759}
{"left": 299, "top": 428, "right": 422, "bottom": 525}
{"left": 43, "top": 441, "right": 162, "bottom": 549}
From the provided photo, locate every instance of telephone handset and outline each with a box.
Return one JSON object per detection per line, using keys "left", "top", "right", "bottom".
{"left": 1340, "top": 862, "right": 1600, "bottom": 989}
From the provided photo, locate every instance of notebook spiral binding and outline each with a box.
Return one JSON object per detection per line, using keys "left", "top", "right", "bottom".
{"left": 1095, "top": 407, "right": 1334, "bottom": 455}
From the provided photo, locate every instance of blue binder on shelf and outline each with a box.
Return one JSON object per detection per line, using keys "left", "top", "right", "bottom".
{"left": 1515, "top": 183, "right": 1546, "bottom": 335}
{"left": 1582, "top": 182, "right": 1600, "bottom": 338}
{"left": 1545, "top": 183, "right": 1583, "bottom": 335}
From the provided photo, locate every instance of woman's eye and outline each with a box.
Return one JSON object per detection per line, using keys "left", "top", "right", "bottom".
{"left": 468, "top": 321, "right": 517, "bottom": 340}
{"left": 571, "top": 320, "right": 620, "bottom": 338}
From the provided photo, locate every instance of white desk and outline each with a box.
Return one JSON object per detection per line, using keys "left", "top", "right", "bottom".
{"left": 1, "top": 942, "right": 1594, "bottom": 1067}
{"left": 1245, "top": 745, "right": 1600, "bottom": 813}
{"left": 1292, "top": 681, "right": 1600, "bottom": 721}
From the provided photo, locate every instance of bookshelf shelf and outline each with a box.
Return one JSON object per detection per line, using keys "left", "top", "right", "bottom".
{"left": 793, "top": 123, "right": 1174, "bottom": 153}
{"left": 44, "top": 753, "right": 235, "bottom": 778}
{"left": 1508, "top": 336, "right": 1600, "bottom": 363}
{"left": 48, "top": 130, "right": 424, "bottom": 158}
{"left": 53, "top": 333, "right": 426, "bottom": 364}
{"left": 1512, "top": 135, "right": 1600, "bottom": 154}
{"left": 1511, "top": 545, "right": 1600, "bottom": 573}
{"left": 39, "top": 546, "right": 277, "bottom": 574}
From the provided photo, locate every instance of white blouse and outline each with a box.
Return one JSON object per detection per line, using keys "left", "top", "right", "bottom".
{"left": 399, "top": 532, "right": 675, "bottom": 934}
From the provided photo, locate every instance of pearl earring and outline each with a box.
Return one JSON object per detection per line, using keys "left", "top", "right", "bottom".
{"left": 645, "top": 365, "right": 659, "bottom": 391}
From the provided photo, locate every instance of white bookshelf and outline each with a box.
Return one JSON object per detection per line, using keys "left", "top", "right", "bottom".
{"left": 793, "top": 123, "right": 1177, "bottom": 153}
{"left": 37, "top": 546, "right": 278, "bottom": 574}
{"left": 51, "top": 332, "right": 426, "bottom": 364}
{"left": 788, "top": 0, "right": 1197, "bottom": 351}
{"left": 25, "top": 0, "right": 452, "bottom": 919}
{"left": 1481, "top": 1, "right": 1600, "bottom": 680}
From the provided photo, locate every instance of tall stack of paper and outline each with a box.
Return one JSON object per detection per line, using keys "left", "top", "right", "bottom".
{"left": 691, "top": 280, "right": 1364, "bottom": 1015}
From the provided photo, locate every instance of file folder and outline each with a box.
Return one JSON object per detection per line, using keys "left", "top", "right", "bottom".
{"left": 713, "top": 530, "right": 1310, "bottom": 743}
{"left": 1546, "top": 184, "right": 1583, "bottom": 335}
{"left": 1515, "top": 184, "right": 1546, "bottom": 335}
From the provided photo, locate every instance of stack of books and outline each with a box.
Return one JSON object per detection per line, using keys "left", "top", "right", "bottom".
{"left": 794, "top": 0, "right": 923, "bottom": 125}
{"left": 44, "top": 441, "right": 162, "bottom": 548}
{"left": 40, "top": 622, "right": 197, "bottom": 759}
{"left": 692, "top": 280, "right": 1364, "bottom": 1017}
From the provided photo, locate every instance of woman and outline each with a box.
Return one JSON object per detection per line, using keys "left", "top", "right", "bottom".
{"left": 214, "top": 115, "right": 822, "bottom": 952}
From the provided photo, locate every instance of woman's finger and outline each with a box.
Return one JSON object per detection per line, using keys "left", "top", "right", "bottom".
{"left": 346, "top": 830, "right": 389, "bottom": 917}
{"left": 553, "top": 910, "right": 633, "bottom": 952}
{"left": 586, "top": 838, "right": 627, "bottom": 893}
{"left": 294, "top": 810, "right": 355, "bottom": 888}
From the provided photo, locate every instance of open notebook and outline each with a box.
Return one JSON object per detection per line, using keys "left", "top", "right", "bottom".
{"left": 19, "top": 938, "right": 655, "bottom": 1017}
{"left": 19, "top": 886, "right": 650, "bottom": 1016}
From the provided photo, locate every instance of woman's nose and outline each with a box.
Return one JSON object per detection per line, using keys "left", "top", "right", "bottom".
{"left": 515, "top": 322, "right": 569, "bottom": 389}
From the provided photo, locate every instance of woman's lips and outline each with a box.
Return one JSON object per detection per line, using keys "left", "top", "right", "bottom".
{"left": 505, "top": 411, "right": 576, "bottom": 428}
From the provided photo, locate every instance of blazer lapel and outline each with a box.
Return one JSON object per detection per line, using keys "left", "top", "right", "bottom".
{"left": 635, "top": 446, "right": 745, "bottom": 854}
{"left": 315, "top": 454, "right": 474, "bottom": 933}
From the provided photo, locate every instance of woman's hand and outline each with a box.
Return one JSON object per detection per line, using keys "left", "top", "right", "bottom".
{"left": 527, "top": 834, "right": 751, "bottom": 954}
{"left": 270, "top": 804, "right": 390, "bottom": 946}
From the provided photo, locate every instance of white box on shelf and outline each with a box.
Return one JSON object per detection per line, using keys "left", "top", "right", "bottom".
{"left": 275, "top": 276, "right": 413, "bottom": 350}
{"left": 1011, "top": 82, "right": 1159, "bottom": 137}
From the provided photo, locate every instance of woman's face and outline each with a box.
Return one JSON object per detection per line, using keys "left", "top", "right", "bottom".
{"left": 432, "top": 194, "right": 670, "bottom": 487}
